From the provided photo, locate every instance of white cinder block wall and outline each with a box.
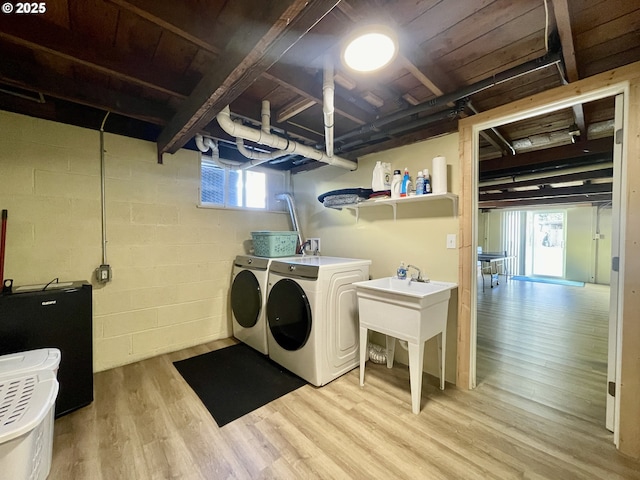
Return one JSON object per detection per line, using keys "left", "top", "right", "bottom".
{"left": 0, "top": 111, "right": 289, "bottom": 371}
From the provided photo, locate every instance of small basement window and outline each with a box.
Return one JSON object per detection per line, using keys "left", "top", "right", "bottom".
{"left": 200, "top": 157, "right": 287, "bottom": 211}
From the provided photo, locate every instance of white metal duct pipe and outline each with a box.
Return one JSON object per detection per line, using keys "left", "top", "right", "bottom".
{"left": 323, "top": 55, "right": 335, "bottom": 158}
{"left": 261, "top": 100, "right": 271, "bottom": 135}
{"left": 217, "top": 106, "right": 357, "bottom": 170}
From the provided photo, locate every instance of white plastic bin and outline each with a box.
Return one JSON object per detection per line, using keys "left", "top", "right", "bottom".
{"left": 0, "top": 349, "right": 61, "bottom": 378}
{"left": 0, "top": 369, "right": 58, "bottom": 480}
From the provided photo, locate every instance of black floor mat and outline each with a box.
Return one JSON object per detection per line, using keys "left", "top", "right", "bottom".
{"left": 173, "top": 343, "right": 306, "bottom": 427}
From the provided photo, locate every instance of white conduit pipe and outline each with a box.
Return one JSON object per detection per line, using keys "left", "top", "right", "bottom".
{"left": 216, "top": 106, "right": 357, "bottom": 171}
{"left": 323, "top": 55, "right": 335, "bottom": 158}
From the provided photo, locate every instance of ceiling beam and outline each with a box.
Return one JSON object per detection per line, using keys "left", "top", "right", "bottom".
{"left": 398, "top": 54, "right": 445, "bottom": 97}
{"left": 0, "top": 57, "right": 172, "bottom": 125}
{"left": 479, "top": 193, "right": 612, "bottom": 209}
{"left": 551, "top": 0, "right": 579, "bottom": 82}
{"left": 479, "top": 167, "right": 614, "bottom": 192}
{"left": 551, "top": 0, "right": 587, "bottom": 138}
{"left": 157, "top": 0, "right": 341, "bottom": 156}
{"left": 263, "top": 67, "right": 372, "bottom": 124}
{"left": 107, "top": 0, "right": 221, "bottom": 55}
{"left": 276, "top": 97, "right": 316, "bottom": 123}
{"left": 0, "top": 14, "right": 190, "bottom": 99}
{"left": 479, "top": 182, "right": 612, "bottom": 202}
{"left": 480, "top": 136, "right": 614, "bottom": 177}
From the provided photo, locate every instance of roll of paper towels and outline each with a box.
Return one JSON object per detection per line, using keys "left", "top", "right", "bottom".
{"left": 432, "top": 156, "right": 447, "bottom": 194}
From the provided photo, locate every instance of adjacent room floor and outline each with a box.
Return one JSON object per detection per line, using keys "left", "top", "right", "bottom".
{"left": 50, "top": 283, "right": 639, "bottom": 479}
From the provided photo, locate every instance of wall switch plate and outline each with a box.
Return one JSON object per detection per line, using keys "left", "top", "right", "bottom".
{"left": 446, "top": 234, "right": 456, "bottom": 249}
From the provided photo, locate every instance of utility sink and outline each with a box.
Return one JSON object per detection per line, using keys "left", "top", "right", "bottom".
{"left": 354, "top": 277, "right": 457, "bottom": 414}
{"left": 353, "top": 277, "right": 456, "bottom": 308}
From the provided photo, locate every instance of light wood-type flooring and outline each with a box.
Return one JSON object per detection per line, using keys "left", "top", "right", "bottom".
{"left": 50, "top": 280, "right": 640, "bottom": 479}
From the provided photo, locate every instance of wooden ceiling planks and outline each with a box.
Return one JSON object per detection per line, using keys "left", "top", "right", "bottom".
{"left": 0, "top": 0, "right": 636, "bottom": 180}
{"left": 157, "top": 0, "right": 340, "bottom": 156}
{"left": 69, "top": 1, "right": 119, "bottom": 49}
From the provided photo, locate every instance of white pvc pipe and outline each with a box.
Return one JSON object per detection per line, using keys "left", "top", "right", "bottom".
{"left": 195, "top": 134, "right": 244, "bottom": 168}
{"left": 261, "top": 100, "right": 271, "bottom": 135}
{"left": 323, "top": 55, "right": 335, "bottom": 158}
{"left": 235, "top": 137, "right": 290, "bottom": 170}
{"left": 217, "top": 106, "right": 357, "bottom": 170}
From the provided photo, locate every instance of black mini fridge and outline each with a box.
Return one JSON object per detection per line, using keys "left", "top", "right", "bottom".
{"left": 0, "top": 281, "right": 93, "bottom": 417}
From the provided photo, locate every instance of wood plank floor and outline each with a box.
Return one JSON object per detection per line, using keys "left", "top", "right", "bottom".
{"left": 50, "top": 283, "right": 640, "bottom": 479}
{"left": 477, "top": 278, "right": 610, "bottom": 426}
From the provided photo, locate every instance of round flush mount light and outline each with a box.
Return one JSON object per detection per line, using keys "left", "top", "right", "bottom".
{"left": 341, "top": 25, "right": 398, "bottom": 73}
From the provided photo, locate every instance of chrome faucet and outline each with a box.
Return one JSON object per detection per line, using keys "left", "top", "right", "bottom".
{"left": 407, "top": 264, "right": 430, "bottom": 283}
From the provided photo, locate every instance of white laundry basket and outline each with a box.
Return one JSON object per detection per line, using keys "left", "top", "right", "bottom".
{"left": 0, "top": 349, "right": 61, "bottom": 378}
{"left": 0, "top": 349, "right": 61, "bottom": 480}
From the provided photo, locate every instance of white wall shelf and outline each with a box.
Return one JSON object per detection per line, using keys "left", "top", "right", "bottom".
{"left": 338, "top": 193, "right": 458, "bottom": 221}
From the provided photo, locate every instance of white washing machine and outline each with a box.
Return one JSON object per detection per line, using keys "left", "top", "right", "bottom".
{"left": 266, "top": 256, "right": 371, "bottom": 386}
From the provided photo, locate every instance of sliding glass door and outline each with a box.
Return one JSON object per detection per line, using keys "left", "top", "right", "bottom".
{"left": 526, "top": 211, "right": 566, "bottom": 277}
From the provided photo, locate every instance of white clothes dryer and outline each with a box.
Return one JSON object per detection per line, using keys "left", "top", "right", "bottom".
{"left": 266, "top": 256, "right": 371, "bottom": 386}
{"left": 231, "top": 255, "right": 272, "bottom": 354}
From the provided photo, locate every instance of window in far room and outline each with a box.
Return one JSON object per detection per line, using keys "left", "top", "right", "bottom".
{"left": 199, "top": 157, "right": 287, "bottom": 211}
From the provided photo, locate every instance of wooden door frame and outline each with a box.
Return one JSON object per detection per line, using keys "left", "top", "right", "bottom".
{"left": 457, "top": 62, "right": 640, "bottom": 458}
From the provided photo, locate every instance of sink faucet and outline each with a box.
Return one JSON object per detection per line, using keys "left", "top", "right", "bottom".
{"left": 407, "top": 264, "right": 430, "bottom": 283}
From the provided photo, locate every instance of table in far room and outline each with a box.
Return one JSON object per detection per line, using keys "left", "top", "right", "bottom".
{"left": 478, "top": 251, "right": 515, "bottom": 292}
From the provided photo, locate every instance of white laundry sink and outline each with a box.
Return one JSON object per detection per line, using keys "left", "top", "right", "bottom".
{"left": 353, "top": 277, "right": 456, "bottom": 309}
{"left": 354, "top": 277, "right": 457, "bottom": 414}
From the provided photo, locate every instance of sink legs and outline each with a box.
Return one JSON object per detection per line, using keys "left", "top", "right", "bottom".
{"left": 407, "top": 341, "right": 426, "bottom": 414}
{"left": 386, "top": 336, "right": 395, "bottom": 368}
{"left": 359, "top": 327, "right": 447, "bottom": 414}
{"left": 359, "top": 326, "right": 368, "bottom": 386}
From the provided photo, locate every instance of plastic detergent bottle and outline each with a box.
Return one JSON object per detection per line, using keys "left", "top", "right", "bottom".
{"left": 383, "top": 162, "right": 392, "bottom": 190}
{"left": 423, "top": 168, "right": 432, "bottom": 194}
{"left": 415, "top": 170, "right": 424, "bottom": 196}
{"left": 372, "top": 161, "right": 385, "bottom": 191}
{"left": 391, "top": 169, "right": 402, "bottom": 199}
{"left": 397, "top": 262, "right": 407, "bottom": 279}
{"left": 400, "top": 168, "right": 411, "bottom": 197}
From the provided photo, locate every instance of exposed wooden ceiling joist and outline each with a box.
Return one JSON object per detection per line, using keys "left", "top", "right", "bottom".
{"left": 276, "top": 97, "right": 316, "bottom": 123}
{"left": 479, "top": 167, "right": 613, "bottom": 192}
{"left": 479, "top": 182, "right": 611, "bottom": 202}
{"left": 479, "top": 193, "right": 612, "bottom": 209}
{"left": 480, "top": 136, "right": 614, "bottom": 178}
{"left": 262, "top": 67, "right": 372, "bottom": 124}
{"left": 107, "top": 0, "right": 222, "bottom": 54}
{"left": 0, "top": 14, "right": 189, "bottom": 99}
{"left": 0, "top": 56, "right": 172, "bottom": 125}
{"left": 157, "top": 0, "right": 341, "bottom": 157}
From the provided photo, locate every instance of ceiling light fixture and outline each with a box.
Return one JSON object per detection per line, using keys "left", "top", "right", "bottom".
{"left": 341, "top": 25, "right": 398, "bottom": 73}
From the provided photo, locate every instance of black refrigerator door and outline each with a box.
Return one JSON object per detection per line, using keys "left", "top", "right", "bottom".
{"left": 0, "top": 282, "right": 93, "bottom": 417}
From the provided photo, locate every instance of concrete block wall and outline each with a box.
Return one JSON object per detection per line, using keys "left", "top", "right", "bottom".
{"left": 0, "top": 110, "right": 289, "bottom": 371}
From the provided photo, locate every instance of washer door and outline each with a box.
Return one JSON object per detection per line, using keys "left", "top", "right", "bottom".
{"left": 231, "top": 270, "right": 261, "bottom": 328}
{"left": 267, "top": 278, "right": 312, "bottom": 351}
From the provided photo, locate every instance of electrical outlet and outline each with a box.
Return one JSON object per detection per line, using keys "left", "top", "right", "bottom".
{"left": 306, "top": 237, "right": 321, "bottom": 253}
{"left": 95, "top": 264, "right": 112, "bottom": 283}
{"left": 446, "top": 234, "right": 456, "bottom": 249}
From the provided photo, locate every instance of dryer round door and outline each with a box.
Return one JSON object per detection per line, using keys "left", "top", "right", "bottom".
{"left": 267, "top": 278, "right": 312, "bottom": 351}
{"left": 231, "top": 270, "right": 262, "bottom": 328}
